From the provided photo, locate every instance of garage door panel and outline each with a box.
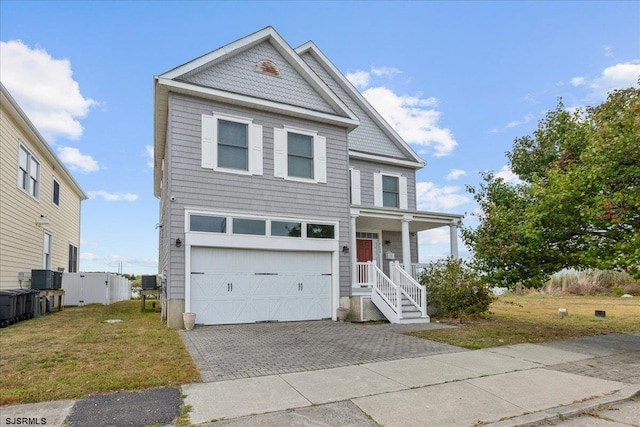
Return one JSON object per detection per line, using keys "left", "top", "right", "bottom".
{"left": 191, "top": 248, "right": 332, "bottom": 325}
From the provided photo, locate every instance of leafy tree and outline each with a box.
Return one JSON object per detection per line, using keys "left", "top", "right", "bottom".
{"left": 463, "top": 85, "right": 640, "bottom": 286}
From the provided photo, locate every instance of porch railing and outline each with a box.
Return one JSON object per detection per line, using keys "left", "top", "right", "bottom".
{"left": 396, "top": 262, "right": 431, "bottom": 280}
{"left": 390, "top": 261, "right": 427, "bottom": 318}
{"left": 357, "top": 261, "right": 402, "bottom": 322}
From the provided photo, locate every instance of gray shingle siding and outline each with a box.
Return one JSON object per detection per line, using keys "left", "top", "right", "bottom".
{"left": 349, "top": 158, "right": 417, "bottom": 210}
{"left": 300, "top": 52, "right": 409, "bottom": 159}
{"left": 180, "top": 41, "right": 338, "bottom": 115}
{"left": 164, "top": 93, "right": 351, "bottom": 300}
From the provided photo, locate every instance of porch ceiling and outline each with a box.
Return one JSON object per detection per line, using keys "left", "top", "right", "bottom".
{"left": 353, "top": 207, "right": 462, "bottom": 233}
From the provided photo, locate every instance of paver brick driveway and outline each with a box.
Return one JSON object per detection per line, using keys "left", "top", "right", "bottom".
{"left": 180, "top": 320, "right": 464, "bottom": 382}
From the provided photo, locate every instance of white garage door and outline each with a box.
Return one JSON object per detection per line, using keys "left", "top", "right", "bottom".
{"left": 190, "top": 248, "right": 332, "bottom": 325}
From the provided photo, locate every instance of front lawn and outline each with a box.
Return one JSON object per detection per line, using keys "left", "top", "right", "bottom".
{"left": 408, "top": 295, "right": 640, "bottom": 349}
{"left": 0, "top": 300, "right": 200, "bottom": 406}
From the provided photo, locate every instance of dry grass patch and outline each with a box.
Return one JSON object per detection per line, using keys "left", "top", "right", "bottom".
{"left": 0, "top": 300, "right": 200, "bottom": 406}
{"left": 408, "top": 295, "right": 640, "bottom": 349}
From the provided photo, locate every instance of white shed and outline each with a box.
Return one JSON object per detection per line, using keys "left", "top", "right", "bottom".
{"left": 62, "top": 273, "right": 131, "bottom": 306}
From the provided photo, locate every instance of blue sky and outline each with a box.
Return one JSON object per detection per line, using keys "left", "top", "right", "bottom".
{"left": 1, "top": 1, "right": 638, "bottom": 275}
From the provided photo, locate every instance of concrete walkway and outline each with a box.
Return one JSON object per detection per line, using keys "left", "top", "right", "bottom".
{"left": 1, "top": 332, "right": 638, "bottom": 426}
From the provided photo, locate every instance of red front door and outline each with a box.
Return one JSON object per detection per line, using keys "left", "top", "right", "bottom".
{"left": 356, "top": 239, "right": 373, "bottom": 283}
{"left": 356, "top": 239, "right": 373, "bottom": 262}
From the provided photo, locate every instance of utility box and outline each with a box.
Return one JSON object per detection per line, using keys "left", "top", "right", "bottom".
{"left": 142, "top": 275, "right": 158, "bottom": 290}
{"left": 31, "top": 270, "right": 55, "bottom": 289}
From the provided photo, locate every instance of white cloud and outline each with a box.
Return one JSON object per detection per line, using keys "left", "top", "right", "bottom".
{"left": 588, "top": 62, "right": 640, "bottom": 98}
{"left": 570, "top": 77, "right": 586, "bottom": 87}
{"left": 362, "top": 87, "right": 457, "bottom": 157}
{"left": 87, "top": 190, "right": 139, "bottom": 202}
{"left": 145, "top": 145, "right": 154, "bottom": 169}
{"left": 80, "top": 252, "right": 158, "bottom": 272}
{"left": 57, "top": 146, "right": 99, "bottom": 173}
{"left": 495, "top": 165, "right": 524, "bottom": 185}
{"left": 416, "top": 181, "right": 470, "bottom": 212}
{"left": 603, "top": 46, "right": 613, "bottom": 57}
{"left": 371, "top": 66, "right": 401, "bottom": 78}
{"left": 0, "top": 40, "right": 97, "bottom": 141}
{"left": 523, "top": 94, "right": 536, "bottom": 104}
{"left": 446, "top": 169, "right": 467, "bottom": 181}
{"left": 507, "top": 113, "right": 534, "bottom": 128}
{"left": 345, "top": 70, "right": 370, "bottom": 89}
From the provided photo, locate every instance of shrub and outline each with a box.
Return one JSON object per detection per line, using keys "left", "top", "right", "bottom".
{"left": 418, "top": 258, "right": 494, "bottom": 318}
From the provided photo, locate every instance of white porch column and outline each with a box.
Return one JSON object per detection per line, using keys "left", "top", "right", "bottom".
{"left": 350, "top": 210, "right": 359, "bottom": 286}
{"left": 401, "top": 215, "right": 412, "bottom": 272}
{"left": 449, "top": 222, "right": 459, "bottom": 259}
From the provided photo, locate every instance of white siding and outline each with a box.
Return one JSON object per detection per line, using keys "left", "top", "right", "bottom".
{"left": 1, "top": 102, "right": 83, "bottom": 290}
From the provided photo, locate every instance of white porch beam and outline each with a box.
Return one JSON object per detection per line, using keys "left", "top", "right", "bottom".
{"left": 450, "top": 222, "right": 459, "bottom": 259}
{"left": 401, "top": 216, "right": 412, "bottom": 272}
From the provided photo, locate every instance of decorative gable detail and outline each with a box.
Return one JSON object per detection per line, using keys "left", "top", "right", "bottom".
{"left": 254, "top": 59, "right": 280, "bottom": 77}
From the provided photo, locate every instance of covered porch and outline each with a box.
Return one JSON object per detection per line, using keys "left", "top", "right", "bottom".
{"left": 349, "top": 207, "right": 463, "bottom": 286}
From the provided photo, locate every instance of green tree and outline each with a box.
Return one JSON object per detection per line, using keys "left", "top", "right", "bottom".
{"left": 463, "top": 85, "right": 640, "bottom": 286}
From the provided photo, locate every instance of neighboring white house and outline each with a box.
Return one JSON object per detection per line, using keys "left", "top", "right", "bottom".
{"left": 153, "top": 27, "right": 463, "bottom": 328}
{"left": 0, "top": 83, "right": 87, "bottom": 290}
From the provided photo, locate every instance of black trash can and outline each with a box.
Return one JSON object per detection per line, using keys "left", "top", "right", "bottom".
{"left": 29, "top": 289, "right": 41, "bottom": 317}
{"left": 0, "top": 291, "right": 17, "bottom": 328}
{"left": 12, "top": 289, "right": 29, "bottom": 321}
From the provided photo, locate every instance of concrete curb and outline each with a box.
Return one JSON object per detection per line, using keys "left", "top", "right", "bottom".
{"left": 485, "top": 384, "right": 640, "bottom": 427}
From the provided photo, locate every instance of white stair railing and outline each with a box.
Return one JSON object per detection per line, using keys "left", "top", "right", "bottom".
{"left": 391, "top": 261, "right": 427, "bottom": 318}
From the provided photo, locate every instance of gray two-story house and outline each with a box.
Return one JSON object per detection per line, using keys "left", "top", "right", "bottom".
{"left": 153, "top": 27, "right": 463, "bottom": 329}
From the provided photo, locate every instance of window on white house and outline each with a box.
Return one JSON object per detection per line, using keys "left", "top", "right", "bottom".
{"left": 18, "top": 144, "right": 40, "bottom": 199}
{"left": 274, "top": 127, "right": 326, "bottom": 183}
{"left": 382, "top": 175, "right": 399, "bottom": 208}
{"left": 53, "top": 179, "right": 60, "bottom": 206}
{"left": 43, "top": 232, "right": 52, "bottom": 269}
{"left": 68, "top": 243, "right": 78, "bottom": 273}
{"left": 201, "top": 113, "right": 263, "bottom": 175}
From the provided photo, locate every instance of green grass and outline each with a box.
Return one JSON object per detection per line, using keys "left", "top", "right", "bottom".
{"left": 408, "top": 295, "right": 640, "bottom": 349}
{"left": 0, "top": 300, "right": 200, "bottom": 406}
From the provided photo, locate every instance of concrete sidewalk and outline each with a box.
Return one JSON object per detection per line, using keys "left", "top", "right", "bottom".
{"left": 183, "top": 339, "right": 639, "bottom": 426}
{"left": 1, "top": 333, "right": 638, "bottom": 426}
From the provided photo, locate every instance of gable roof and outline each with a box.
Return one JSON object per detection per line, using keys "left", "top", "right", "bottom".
{"left": 1, "top": 83, "right": 87, "bottom": 200}
{"left": 154, "top": 26, "right": 360, "bottom": 196}
{"left": 295, "top": 41, "right": 425, "bottom": 168}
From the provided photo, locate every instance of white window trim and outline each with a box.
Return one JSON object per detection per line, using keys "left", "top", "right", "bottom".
{"left": 201, "top": 112, "right": 263, "bottom": 176}
{"left": 349, "top": 168, "right": 361, "bottom": 205}
{"left": 17, "top": 143, "right": 40, "bottom": 200}
{"left": 68, "top": 242, "right": 79, "bottom": 273}
{"left": 43, "top": 231, "right": 52, "bottom": 270}
{"left": 274, "top": 126, "right": 327, "bottom": 184}
{"left": 374, "top": 172, "right": 408, "bottom": 209}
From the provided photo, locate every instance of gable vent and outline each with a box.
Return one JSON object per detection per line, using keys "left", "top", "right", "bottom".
{"left": 255, "top": 59, "right": 280, "bottom": 77}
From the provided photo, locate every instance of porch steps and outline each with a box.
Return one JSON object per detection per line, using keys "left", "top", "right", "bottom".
{"left": 397, "top": 295, "right": 430, "bottom": 324}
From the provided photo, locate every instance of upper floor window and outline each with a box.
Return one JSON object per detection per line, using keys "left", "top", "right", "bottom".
{"left": 53, "top": 179, "right": 60, "bottom": 206}
{"left": 288, "top": 132, "right": 314, "bottom": 179}
{"left": 18, "top": 144, "right": 40, "bottom": 199}
{"left": 218, "top": 119, "right": 248, "bottom": 170}
{"left": 374, "top": 172, "right": 408, "bottom": 209}
{"left": 274, "top": 127, "right": 326, "bottom": 184}
{"left": 200, "top": 113, "right": 263, "bottom": 176}
{"left": 382, "top": 175, "right": 399, "bottom": 208}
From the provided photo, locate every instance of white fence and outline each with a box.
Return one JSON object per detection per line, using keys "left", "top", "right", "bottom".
{"left": 62, "top": 273, "right": 131, "bottom": 306}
